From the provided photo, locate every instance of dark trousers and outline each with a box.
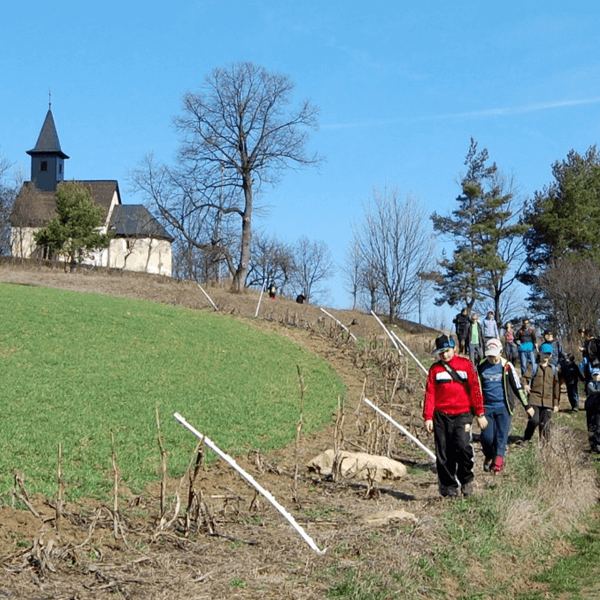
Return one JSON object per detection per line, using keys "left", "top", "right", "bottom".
{"left": 585, "top": 393, "right": 600, "bottom": 448}
{"left": 523, "top": 405, "right": 553, "bottom": 441}
{"left": 433, "top": 412, "right": 474, "bottom": 494}
{"left": 565, "top": 382, "right": 580, "bottom": 409}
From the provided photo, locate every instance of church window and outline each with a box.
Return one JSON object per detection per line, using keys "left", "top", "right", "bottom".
{"left": 40, "top": 160, "right": 47, "bottom": 172}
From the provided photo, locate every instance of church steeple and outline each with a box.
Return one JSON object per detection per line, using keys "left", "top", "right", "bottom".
{"left": 26, "top": 104, "right": 69, "bottom": 191}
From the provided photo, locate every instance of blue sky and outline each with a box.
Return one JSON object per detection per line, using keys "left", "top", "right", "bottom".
{"left": 2, "top": 1, "right": 600, "bottom": 324}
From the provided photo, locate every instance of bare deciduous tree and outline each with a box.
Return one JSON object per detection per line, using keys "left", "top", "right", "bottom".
{"left": 131, "top": 62, "right": 321, "bottom": 291}
{"left": 247, "top": 232, "right": 295, "bottom": 296}
{"left": 537, "top": 257, "right": 600, "bottom": 348}
{"left": 351, "top": 185, "right": 435, "bottom": 322}
{"left": 291, "top": 236, "right": 334, "bottom": 304}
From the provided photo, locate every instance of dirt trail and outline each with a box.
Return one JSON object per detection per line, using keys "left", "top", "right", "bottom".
{"left": 0, "top": 262, "right": 565, "bottom": 599}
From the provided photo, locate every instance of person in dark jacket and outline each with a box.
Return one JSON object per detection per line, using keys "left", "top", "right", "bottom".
{"left": 561, "top": 354, "right": 584, "bottom": 411}
{"left": 542, "top": 330, "right": 565, "bottom": 369}
{"left": 477, "top": 338, "right": 534, "bottom": 472}
{"left": 453, "top": 308, "right": 471, "bottom": 354}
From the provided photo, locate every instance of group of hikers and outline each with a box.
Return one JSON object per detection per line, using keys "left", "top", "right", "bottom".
{"left": 423, "top": 309, "right": 600, "bottom": 498}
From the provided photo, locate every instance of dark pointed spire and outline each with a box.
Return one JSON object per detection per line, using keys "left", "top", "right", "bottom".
{"left": 27, "top": 108, "right": 69, "bottom": 159}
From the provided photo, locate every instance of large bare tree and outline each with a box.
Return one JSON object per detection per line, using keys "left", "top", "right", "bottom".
{"left": 350, "top": 186, "right": 435, "bottom": 322}
{"left": 131, "top": 62, "right": 321, "bottom": 291}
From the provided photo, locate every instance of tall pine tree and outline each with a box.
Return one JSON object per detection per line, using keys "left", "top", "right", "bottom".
{"left": 428, "top": 138, "right": 527, "bottom": 325}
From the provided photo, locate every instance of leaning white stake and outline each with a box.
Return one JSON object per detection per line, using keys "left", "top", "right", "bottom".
{"left": 320, "top": 308, "right": 357, "bottom": 342}
{"left": 390, "top": 330, "right": 429, "bottom": 376}
{"left": 370, "top": 310, "right": 403, "bottom": 356}
{"left": 173, "top": 413, "right": 326, "bottom": 555}
{"left": 197, "top": 284, "right": 218, "bottom": 311}
{"left": 254, "top": 279, "right": 266, "bottom": 317}
{"left": 363, "top": 398, "right": 436, "bottom": 463}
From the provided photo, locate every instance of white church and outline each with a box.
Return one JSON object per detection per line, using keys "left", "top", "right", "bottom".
{"left": 10, "top": 105, "right": 173, "bottom": 276}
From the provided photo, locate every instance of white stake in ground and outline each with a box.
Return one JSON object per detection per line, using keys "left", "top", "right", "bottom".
{"left": 254, "top": 279, "right": 266, "bottom": 318}
{"left": 319, "top": 308, "right": 357, "bottom": 342}
{"left": 389, "top": 330, "right": 429, "bottom": 376}
{"left": 370, "top": 311, "right": 402, "bottom": 356}
{"left": 363, "top": 398, "right": 436, "bottom": 463}
{"left": 197, "top": 284, "right": 218, "bottom": 311}
{"left": 173, "top": 413, "right": 326, "bottom": 555}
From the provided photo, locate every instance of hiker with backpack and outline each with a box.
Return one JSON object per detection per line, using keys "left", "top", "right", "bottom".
{"left": 476, "top": 338, "right": 534, "bottom": 473}
{"left": 522, "top": 342, "right": 561, "bottom": 442}
{"left": 423, "top": 334, "right": 488, "bottom": 497}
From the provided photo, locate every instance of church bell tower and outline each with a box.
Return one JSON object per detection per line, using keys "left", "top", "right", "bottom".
{"left": 26, "top": 102, "right": 69, "bottom": 191}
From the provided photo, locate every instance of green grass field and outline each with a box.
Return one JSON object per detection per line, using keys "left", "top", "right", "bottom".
{"left": 0, "top": 283, "right": 345, "bottom": 501}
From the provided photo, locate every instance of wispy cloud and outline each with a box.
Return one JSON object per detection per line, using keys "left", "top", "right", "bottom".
{"left": 323, "top": 97, "right": 600, "bottom": 130}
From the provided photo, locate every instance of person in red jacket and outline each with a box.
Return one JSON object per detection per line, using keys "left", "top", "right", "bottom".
{"left": 424, "top": 334, "right": 488, "bottom": 497}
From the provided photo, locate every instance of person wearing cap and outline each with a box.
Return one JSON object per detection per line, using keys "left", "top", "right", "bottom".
{"left": 476, "top": 338, "right": 535, "bottom": 472}
{"left": 522, "top": 342, "right": 561, "bottom": 442}
{"left": 586, "top": 368, "right": 600, "bottom": 396}
{"left": 423, "top": 334, "right": 488, "bottom": 497}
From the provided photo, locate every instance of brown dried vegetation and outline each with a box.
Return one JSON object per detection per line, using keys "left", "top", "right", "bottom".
{"left": 0, "top": 259, "right": 597, "bottom": 599}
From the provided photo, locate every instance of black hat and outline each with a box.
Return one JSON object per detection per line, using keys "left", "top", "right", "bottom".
{"left": 433, "top": 334, "right": 455, "bottom": 355}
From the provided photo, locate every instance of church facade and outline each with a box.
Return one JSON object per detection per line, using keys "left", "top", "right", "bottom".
{"left": 10, "top": 107, "right": 173, "bottom": 276}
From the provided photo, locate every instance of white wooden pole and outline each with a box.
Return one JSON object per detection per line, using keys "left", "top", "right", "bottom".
{"left": 319, "top": 308, "right": 357, "bottom": 342}
{"left": 254, "top": 279, "right": 266, "bottom": 318}
{"left": 197, "top": 284, "right": 218, "bottom": 311}
{"left": 362, "top": 398, "right": 436, "bottom": 463}
{"left": 173, "top": 413, "right": 326, "bottom": 555}
{"left": 390, "top": 330, "right": 429, "bottom": 376}
{"left": 370, "top": 311, "right": 402, "bottom": 356}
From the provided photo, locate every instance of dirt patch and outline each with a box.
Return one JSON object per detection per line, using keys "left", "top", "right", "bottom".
{"left": 0, "top": 260, "right": 582, "bottom": 599}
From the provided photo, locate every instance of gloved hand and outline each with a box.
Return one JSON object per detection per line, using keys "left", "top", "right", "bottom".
{"left": 425, "top": 419, "right": 433, "bottom": 433}
{"left": 476, "top": 415, "right": 489, "bottom": 430}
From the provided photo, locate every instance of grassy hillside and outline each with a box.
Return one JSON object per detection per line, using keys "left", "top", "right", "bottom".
{"left": 0, "top": 283, "right": 345, "bottom": 500}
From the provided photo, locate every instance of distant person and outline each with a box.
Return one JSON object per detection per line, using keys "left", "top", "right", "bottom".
{"left": 542, "top": 329, "right": 565, "bottom": 369}
{"left": 503, "top": 322, "right": 518, "bottom": 365}
{"left": 585, "top": 369, "right": 600, "bottom": 453}
{"left": 296, "top": 293, "right": 306, "bottom": 304}
{"left": 268, "top": 283, "right": 277, "bottom": 299}
{"left": 561, "top": 354, "right": 585, "bottom": 412}
{"left": 466, "top": 313, "right": 484, "bottom": 365}
{"left": 515, "top": 318, "right": 537, "bottom": 377}
{"left": 453, "top": 308, "right": 470, "bottom": 354}
{"left": 522, "top": 342, "right": 560, "bottom": 442}
{"left": 423, "top": 334, "right": 487, "bottom": 497}
{"left": 483, "top": 310, "right": 499, "bottom": 342}
{"left": 477, "top": 338, "right": 534, "bottom": 472}
{"left": 581, "top": 329, "right": 598, "bottom": 385}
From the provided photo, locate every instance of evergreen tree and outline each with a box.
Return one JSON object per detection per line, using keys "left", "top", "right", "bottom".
{"left": 34, "top": 181, "right": 111, "bottom": 268}
{"left": 428, "top": 138, "right": 527, "bottom": 324}
{"left": 520, "top": 145, "right": 600, "bottom": 325}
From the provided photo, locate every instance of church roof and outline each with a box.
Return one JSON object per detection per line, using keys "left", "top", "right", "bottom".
{"left": 11, "top": 180, "right": 119, "bottom": 228}
{"left": 109, "top": 205, "right": 174, "bottom": 241}
{"left": 26, "top": 108, "right": 69, "bottom": 159}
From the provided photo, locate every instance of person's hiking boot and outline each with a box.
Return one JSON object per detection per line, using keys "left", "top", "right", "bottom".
{"left": 440, "top": 486, "right": 458, "bottom": 498}
{"left": 492, "top": 456, "right": 504, "bottom": 473}
{"left": 483, "top": 459, "right": 493, "bottom": 472}
{"left": 461, "top": 483, "right": 474, "bottom": 496}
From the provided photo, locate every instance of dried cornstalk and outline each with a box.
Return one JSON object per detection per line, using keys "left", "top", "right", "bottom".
{"left": 156, "top": 408, "right": 167, "bottom": 519}
{"left": 293, "top": 365, "right": 305, "bottom": 503}
{"left": 56, "top": 443, "right": 63, "bottom": 534}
